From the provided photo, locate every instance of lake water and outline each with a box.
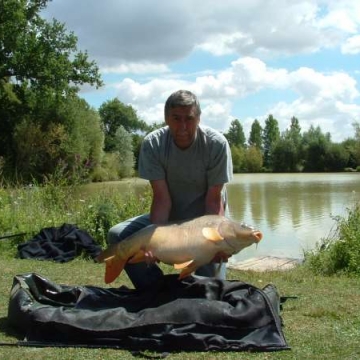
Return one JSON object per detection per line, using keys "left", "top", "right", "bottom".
{"left": 226, "top": 173, "right": 360, "bottom": 265}
{"left": 86, "top": 173, "right": 360, "bottom": 264}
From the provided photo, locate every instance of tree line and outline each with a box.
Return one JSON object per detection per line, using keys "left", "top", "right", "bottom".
{"left": 224, "top": 117, "right": 360, "bottom": 173}
{"left": 1, "top": 1, "right": 359, "bottom": 186}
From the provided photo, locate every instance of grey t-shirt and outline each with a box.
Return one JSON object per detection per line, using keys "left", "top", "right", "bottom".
{"left": 138, "top": 125, "right": 233, "bottom": 220}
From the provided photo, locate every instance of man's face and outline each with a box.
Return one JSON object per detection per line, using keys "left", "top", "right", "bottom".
{"left": 165, "top": 105, "right": 200, "bottom": 149}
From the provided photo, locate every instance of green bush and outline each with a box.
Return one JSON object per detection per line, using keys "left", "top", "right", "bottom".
{"left": 305, "top": 203, "right": 360, "bottom": 276}
{"left": 0, "top": 181, "right": 152, "bottom": 254}
{"left": 79, "top": 188, "right": 152, "bottom": 247}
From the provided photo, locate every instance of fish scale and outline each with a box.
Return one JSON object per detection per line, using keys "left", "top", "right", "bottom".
{"left": 96, "top": 215, "right": 263, "bottom": 283}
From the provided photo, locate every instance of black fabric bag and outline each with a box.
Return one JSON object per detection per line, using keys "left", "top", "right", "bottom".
{"left": 17, "top": 224, "right": 101, "bottom": 262}
{"left": 7, "top": 273, "right": 290, "bottom": 352}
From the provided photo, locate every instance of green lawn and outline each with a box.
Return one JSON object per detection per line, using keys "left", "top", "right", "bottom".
{"left": 0, "top": 256, "right": 359, "bottom": 360}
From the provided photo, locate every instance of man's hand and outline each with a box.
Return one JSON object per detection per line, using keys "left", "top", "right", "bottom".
{"left": 211, "top": 251, "right": 230, "bottom": 263}
{"left": 144, "top": 250, "right": 159, "bottom": 265}
{"left": 150, "top": 179, "right": 172, "bottom": 224}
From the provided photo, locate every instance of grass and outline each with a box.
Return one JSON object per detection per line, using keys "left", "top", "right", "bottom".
{"left": 0, "top": 255, "right": 359, "bottom": 360}
{"left": 0, "top": 179, "right": 152, "bottom": 248}
{"left": 1, "top": 182, "right": 359, "bottom": 359}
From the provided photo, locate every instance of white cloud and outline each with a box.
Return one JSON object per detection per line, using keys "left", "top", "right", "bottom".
{"left": 115, "top": 78, "right": 191, "bottom": 105}
{"left": 44, "top": 0, "right": 360, "bottom": 66}
{"left": 137, "top": 103, "right": 164, "bottom": 124}
{"left": 110, "top": 57, "right": 359, "bottom": 142}
{"left": 42, "top": 1, "right": 360, "bottom": 142}
{"left": 341, "top": 35, "right": 360, "bottom": 54}
{"left": 201, "top": 101, "right": 233, "bottom": 132}
{"left": 264, "top": 71, "right": 360, "bottom": 142}
{"left": 317, "top": 9, "right": 358, "bottom": 33}
{"left": 101, "top": 63, "right": 170, "bottom": 75}
{"left": 289, "top": 68, "right": 359, "bottom": 101}
{"left": 317, "top": 0, "right": 360, "bottom": 33}
{"left": 230, "top": 57, "right": 289, "bottom": 93}
{"left": 196, "top": 32, "right": 255, "bottom": 56}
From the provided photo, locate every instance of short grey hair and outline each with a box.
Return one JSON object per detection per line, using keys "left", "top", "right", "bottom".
{"left": 164, "top": 90, "right": 201, "bottom": 117}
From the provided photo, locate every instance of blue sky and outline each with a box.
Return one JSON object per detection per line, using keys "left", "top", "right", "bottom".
{"left": 44, "top": 0, "right": 360, "bottom": 142}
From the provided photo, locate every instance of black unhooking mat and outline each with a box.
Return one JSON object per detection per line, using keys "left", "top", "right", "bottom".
{"left": 7, "top": 273, "right": 290, "bottom": 353}
{"left": 17, "top": 224, "right": 101, "bottom": 262}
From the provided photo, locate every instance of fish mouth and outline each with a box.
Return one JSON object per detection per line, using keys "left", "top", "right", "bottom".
{"left": 252, "top": 230, "right": 263, "bottom": 243}
{"left": 223, "top": 229, "right": 262, "bottom": 252}
{"left": 239, "top": 223, "right": 263, "bottom": 243}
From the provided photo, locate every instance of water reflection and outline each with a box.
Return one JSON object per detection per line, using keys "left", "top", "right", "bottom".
{"left": 227, "top": 173, "right": 360, "bottom": 263}
{"left": 84, "top": 174, "right": 359, "bottom": 263}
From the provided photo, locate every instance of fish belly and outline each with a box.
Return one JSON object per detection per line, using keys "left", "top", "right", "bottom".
{"left": 149, "top": 225, "right": 222, "bottom": 265}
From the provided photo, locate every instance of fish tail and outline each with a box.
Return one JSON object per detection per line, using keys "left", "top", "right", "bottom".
{"left": 104, "top": 256, "right": 127, "bottom": 284}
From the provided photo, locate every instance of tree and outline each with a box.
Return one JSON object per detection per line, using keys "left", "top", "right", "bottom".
{"left": 0, "top": 0, "right": 103, "bottom": 182}
{"left": 13, "top": 120, "right": 67, "bottom": 180}
{"left": 262, "top": 114, "right": 280, "bottom": 169}
{"left": 248, "top": 119, "right": 263, "bottom": 150}
{"left": 324, "top": 143, "right": 349, "bottom": 171}
{"left": 113, "top": 126, "right": 135, "bottom": 178}
{"left": 244, "top": 146, "right": 263, "bottom": 173}
{"left": 58, "top": 97, "right": 104, "bottom": 172}
{"left": 341, "top": 138, "right": 358, "bottom": 169}
{"left": 230, "top": 145, "right": 246, "bottom": 173}
{"left": 224, "top": 119, "right": 246, "bottom": 148}
{"left": 353, "top": 121, "right": 360, "bottom": 167}
{"left": 99, "top": 98, "right": 148, "bottom": 152}
{"left": 12, "top": 96, "right": 104, "bottom": 182}
{"left": 272, "top": 116, "right": 303, "bottom": 172}
{"left": 272, "top": 137, "right": 299, "bottom": 172}
{"left": 147, "top": 121, "right": 166, "bottom": 133}
{"left": 288, "top": 116, "right": 302, "bottom": 145}
{"left": 0, "top": 0, "right": 102, "bottom": 94}
{"left": 302, "top": 125, "right": 331, "bottom": 172}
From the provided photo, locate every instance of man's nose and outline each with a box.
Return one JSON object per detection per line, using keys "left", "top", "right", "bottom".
{"left": 179, "top": 119, "right": 188, "bottom": 131}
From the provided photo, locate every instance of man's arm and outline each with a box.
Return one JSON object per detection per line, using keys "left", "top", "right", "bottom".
{"left": 205, "top": 184, "right": 225, "bottom": 215}
{"left": 149, "top": 179, "right": 172, "bottom": 224}
{"left": 206, "top": 184, "right": 230, "bottom": 263}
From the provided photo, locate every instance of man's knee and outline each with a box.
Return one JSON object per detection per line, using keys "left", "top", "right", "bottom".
{"left": 107, "top": 224, "right": 123, "bottom": 245}
{"left": 107, "top": 214, "right": 151, "bottom": 245}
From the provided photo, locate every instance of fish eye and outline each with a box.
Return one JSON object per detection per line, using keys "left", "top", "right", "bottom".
{"left": 240, "top": 223, "right": 255, "bottom": 231}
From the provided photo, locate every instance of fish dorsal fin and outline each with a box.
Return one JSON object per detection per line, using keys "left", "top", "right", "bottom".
{"left": 202, "top": 227, "right": 224, "bottom": 242}
{"left": 174, "top": 260, "right": 194, "bottom": 269}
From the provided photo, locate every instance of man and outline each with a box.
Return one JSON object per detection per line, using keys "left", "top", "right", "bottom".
{"left": 108, "top": 90, "right": 233, "bottom": 289}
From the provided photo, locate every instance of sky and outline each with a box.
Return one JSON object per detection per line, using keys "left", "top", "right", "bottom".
{"left": 43, "top": 0, "right": 360, "bottom": 142}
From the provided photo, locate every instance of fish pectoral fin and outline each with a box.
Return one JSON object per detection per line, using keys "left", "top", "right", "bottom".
{"left": 174, "top": 260, "right": 194, "bottom": 270}
{"left": 178, "top": 262, "right": 200, "bottom": 280}
{"left": 104, "top": 257, "right": 126, "bottom": 284}
{"left": 127, "top": 250, "right": 146, "bottom": 264}
{"left": 202, "top": 227, "right": 224, "bottom": 242}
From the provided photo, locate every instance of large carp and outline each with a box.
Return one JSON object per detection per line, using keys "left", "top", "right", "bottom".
{"left": 97, "top": 215, "right": 263, "bottom": 283}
